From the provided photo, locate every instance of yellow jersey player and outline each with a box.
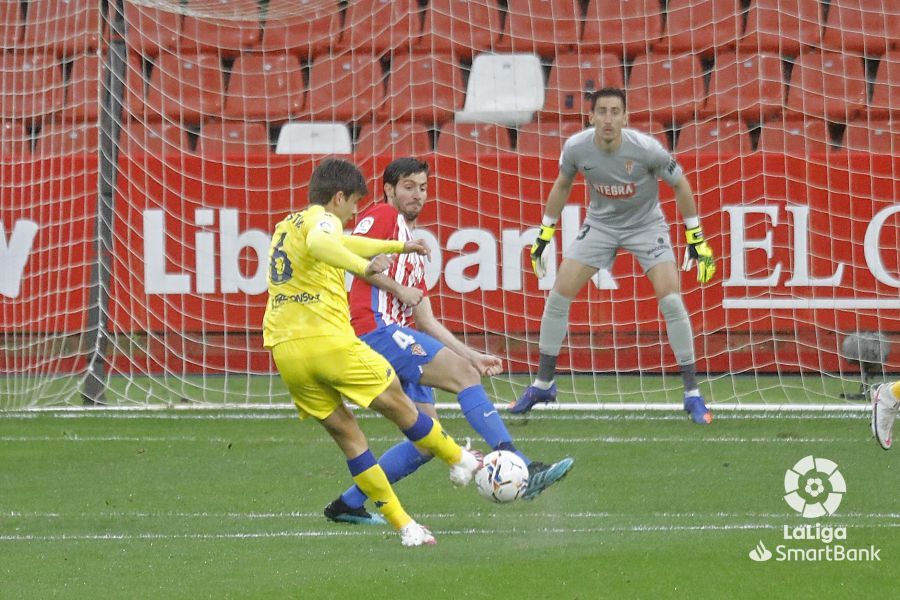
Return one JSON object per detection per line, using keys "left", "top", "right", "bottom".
{"left": 263, "top": 158, "right": 480, "bottom": 547}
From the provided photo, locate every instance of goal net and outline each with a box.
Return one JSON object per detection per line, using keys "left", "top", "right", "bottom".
{"left": 1, "top": 0, "right": 898, "bottom": 410}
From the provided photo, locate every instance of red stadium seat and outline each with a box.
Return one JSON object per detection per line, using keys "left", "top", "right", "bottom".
{"left": 123, "top": 2, "right": 180, "bottom": 57}
{"left": 497, "top": 0, "right": 580, "bottom": 59}
{"left": 21, "top": 0, "right": 101, "bottom": 57}
{"left": 870, "top": 49, "right": 900, "bottom": 119}
{"left": 62, "top": 55, "right": 101, "bottom": 122}
{"left": 703, "top": 52, "right": 784, "bottom": 124}
{"left": 143, "top": 53, "right": 225, "bottom": 124}
{"left": 785, "top": 52, "right": 867, "bottom": 122}
{"left": 223, "top": 53, "right": 304, "bottom": 122}
{"left": 822, "top": 0, "right": 898, "bottom": 56}
{"left": 417, "top": 0, "right": 501, "bottom": 60}
{"left": 516, "top": 120, "right": 585, "bottom": 157}
{"left": 0, "top": 120, "right": 30, "bottom": 155}
{"left": 355, "top": 122, "right": 433, "bottom": 156}
{"left": 675, "top": 119, "right": 752, "bottom": 154}
{"left": 122, "top": 55, "right": 148, "bottom": 121}
{"left": 0, "top": 53, "right": 65, "bottom": 124}
{"left": 757, "top": 118, "right": 831, "bottom": 154}
{"left": 119, "top": 120, "right": 192, "bottom": 155}
{"left": 842, "top": 120, "right": 898, "bottom": 152}
{"left": 0, "top": 1, "right": 22, "bottom": 49}
{"left": 581, "top": 0, "right": 663, "bottom": 59}
{"left": 738, "top": 0, "right": 821, "bottom": 56}
{"left": 305, "top": 52, "right": 386, "bottom": 122}
{"left": 661, "top": 0, "right": 742, "bottom": 59}
{"left": 436, "top": 122, "right": 512, "bottom": 155}
{"left": 378, "top": 53, "right": 463, "bottom": 126}
{"left": 180, "top": 0, "right": 262, "bottom": 57}
{"left": 626, "top": 53, "right": 705, "bottom": 126}
{"left": 337, "top": 0, "right": 419, "bottom": 56}
{"left": 35, "top": 122, "right": 98, "bottom": 155}
{"left": 196, "top": 121, "right": 271, "bottom": 156}
{"left": 260, "top": 0, "right": 338, "bottom": 60}
{"left": 540, "top": 52, "right": 625, "bottom": 122}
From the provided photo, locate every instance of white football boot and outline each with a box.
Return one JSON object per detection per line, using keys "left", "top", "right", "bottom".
{"left": 871, "top": 383, "right": 898, "bottom": 451}
{"left": 448, "top": 446, "right": 481, "bottom": 487}
{"left": 399, "top": 521, "right": 436, "bottom": 547}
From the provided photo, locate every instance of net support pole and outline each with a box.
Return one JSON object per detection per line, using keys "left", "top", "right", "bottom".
{"left": 82, "top": 0, "right": 128, "bottom": 405}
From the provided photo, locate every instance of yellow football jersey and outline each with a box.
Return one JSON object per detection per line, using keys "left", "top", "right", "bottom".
{"left": 262, "top": 204, "right": 403, "bottom": 348}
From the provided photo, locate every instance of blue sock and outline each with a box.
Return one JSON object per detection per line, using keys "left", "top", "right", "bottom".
{"left": 340, "top": 441, "right": 432, "bottom": 509}
{"left": 458, "top": 385, "right": 529, "bottom": 464}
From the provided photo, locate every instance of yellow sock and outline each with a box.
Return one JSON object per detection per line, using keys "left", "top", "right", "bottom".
{"left": 352, "top": 465, "right": 411, "bottom": 530}
{"left": 889, "top": 381, "right": 900, "bottom": 400}
{"left": 411, "top": 417, "right": 463, "bottom": 466}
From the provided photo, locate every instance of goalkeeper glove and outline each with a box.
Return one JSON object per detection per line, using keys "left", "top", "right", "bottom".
{"left": 530, "top": 223, "right": 555, "bottom": 279}
{"left": 681, "top": 226, "right": 716, "bottom": 283}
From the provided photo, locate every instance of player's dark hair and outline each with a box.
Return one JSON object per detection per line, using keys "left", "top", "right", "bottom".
{"left": 308, "top": 158, "right": 368, "bottom": 205}
{"left": 589, "top": 87, "right": 627, "bottom": 112}
{"left": 382, "top": 157, "right": 430, "bottom": 198}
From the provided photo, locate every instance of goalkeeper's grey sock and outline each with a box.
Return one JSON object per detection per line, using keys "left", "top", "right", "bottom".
{"left": 536, "top": 290, "right": 572, "bottom": 382}
{"left": 535, "top": 354, "right": 557, "bottom": 385}
{"left": 659, "top": 293, "right": 696, "bottom": 390}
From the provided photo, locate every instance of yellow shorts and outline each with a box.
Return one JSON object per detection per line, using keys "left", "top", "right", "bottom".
{"left": 271, "top": 336, "right": 395, "bottom": 420}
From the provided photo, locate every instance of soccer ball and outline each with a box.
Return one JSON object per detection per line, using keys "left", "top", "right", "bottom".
{"left": 474, "top": 450, "right": 529, "bottom": 503}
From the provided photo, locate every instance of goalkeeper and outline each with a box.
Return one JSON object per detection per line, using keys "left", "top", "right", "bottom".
{"left": 510, "top": 87, "right": 716, "bottom": 424}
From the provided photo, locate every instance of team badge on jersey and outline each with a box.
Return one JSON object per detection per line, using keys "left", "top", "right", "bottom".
{"left": 410, "top": 343, "right": 426, "bottom": 357}
{"left": 317, "top": 219, "right": 335, "bottom": 234}
{"left": 354, "top": 216, "right": 375, "bottom": 234}
{"left": 624, "top": 160, "right": 634, "bottom": 174}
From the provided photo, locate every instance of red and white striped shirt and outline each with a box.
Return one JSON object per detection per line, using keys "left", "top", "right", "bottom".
{"left": 348, "top": 203, "right": 426, "bottom": 336}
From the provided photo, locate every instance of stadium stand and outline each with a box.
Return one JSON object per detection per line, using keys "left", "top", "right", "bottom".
{"left": 581, "top": 0, "right": 663, "bottom": 59}
{"left": 196, "top": 121, "right": 272, "bottom": 156}
{"left": 785, "top": 51, "right": 867, "bottom": 122}
{"left": 675, "top": 119, "right": 753, "bottom": 154}
{"left": 275, "top": 122, "right": 353, "bottom": 154}
{"left": 417, "top": 0, "right": 502, "bottom": 59}
{"left": 260, "top": 0, "right": 337, "bottom": 59}
{"left": 377, "top": 53, "right": 464, "bottom": 126}
{"left": 738, "top": 0, "right": 822, "bottom": 56}
{"left": 0, "top": 53, "right": 65, "bottom": 124}
{"left": 662, "top": 0, "right": 742, "bottom": 59}
{"left": 336, "top": 0, "right": 420, "bottom": 56}
{"left": 456, "top": 53, "right": 544, "bottom": 126}
{"left": 496, "top": 0, "right": 581, "bottom": 59}
{"left": 355, "top": 121, "right": 433, "bottom": 156}
{"left": 179, "top": 0, "right": 262, "bottom": 57}
{"left": 626, "top": 53, "right": 705, "bottom": 126}
{"left": 757, "top": 117, "right": 832, "bottom": 154}
{"left": 841, "top": 119, "right": 898, "bottom": 152}
{"left": 0, "top": 120, "right": 30, "bottom": 155}
{"left": 304, "top": 51, "right": 385, "bottom": 122}
{"left": 122, "top": 2, "right": 181, "bottom": 58}
{"left": 142, "top": 53, "right": 225, "bottom": 124}
{"left": 540, "top": 52, "right": 625, "bottom": 122}
{"left": 223, "top": 53, "right": 305, "bottom": 122}
{"left": 870, "top": 49, "right": 899, "bottom": 119}
{"left": 119, "top": 120, "right": 191, "bottom": 155}
{"left": 436, "top": 121, "right": 513, "bottom": 155}
{"left": 516, "top": 120, "right": 586, "bottom": 156}
{"left": 21, "top": 0, "right": 101, "bottom": 58}
{"left": 62, "top": 55, "right": 102, "bottom": 123}
{"left": 821, "top": 0, "right": 898, "bottom": 56}
{"left": 702, "top": 52, "right": 784, "bottom": 124}
{"left": 35, "top": 121, "right": 99, "bottom": 155}
{"left": 0, "top": 1, "right": 21, "bottom": 49}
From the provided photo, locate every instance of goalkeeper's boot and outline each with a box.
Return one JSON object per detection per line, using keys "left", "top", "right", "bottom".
{"left": 508, "top": 383, "right": 557, "bottom": 414}
{"left": 448, "top": 446, "right": 482, "bottom": 487}
{"left": 683, "top": 391, "right": 713, "bottom": 425}
{"left": 871, "top": 383, "right": 898, "bottom": 450}
{"left": 324, "top": 497, "right": 386, "bottom": 526}
{"left": 399, "top": 521, "right": 436, "bottom": 547}
{"left": 521, "top": 457, "right": 575, "bottom": 501}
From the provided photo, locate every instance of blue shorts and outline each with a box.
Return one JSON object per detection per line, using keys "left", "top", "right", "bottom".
{"left": 361, "top": 324, "right": 444, "bottom": 404}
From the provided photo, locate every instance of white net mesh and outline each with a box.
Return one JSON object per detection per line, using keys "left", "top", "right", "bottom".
{"left": 1, "top": 0, "right": 898, "bottom": 408}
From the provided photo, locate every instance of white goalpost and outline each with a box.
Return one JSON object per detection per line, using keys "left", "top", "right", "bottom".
{"left": 1, "top": 0, "right": 897, "bottom": 410}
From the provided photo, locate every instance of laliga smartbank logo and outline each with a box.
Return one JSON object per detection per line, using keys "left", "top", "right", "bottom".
{"left": 748, "top": 456, "right": 881, "bottom": 563}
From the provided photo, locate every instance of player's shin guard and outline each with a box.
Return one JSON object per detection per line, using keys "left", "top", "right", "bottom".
{"left": 659, "top": 293, "right": 695, "bottom": 368}
{"left": 347, "top": 450, "right": 411, "bottom": 530}
{"left": 402, "top": 411, "right": 462, "bottom": 465}
{"left": 341, "top": 441, "right": 432, "bottom": 509}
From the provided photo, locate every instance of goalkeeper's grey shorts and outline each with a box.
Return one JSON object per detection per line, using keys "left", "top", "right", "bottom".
{"left": 563, "top": 218, "right": 676, "bottom": 274}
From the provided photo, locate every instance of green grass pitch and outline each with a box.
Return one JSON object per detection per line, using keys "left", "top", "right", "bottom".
{"left": 1, "top": 404, "right": 897, "bottom": 598}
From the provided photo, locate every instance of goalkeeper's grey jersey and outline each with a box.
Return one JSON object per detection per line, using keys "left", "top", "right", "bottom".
{"left": 559, "top": 127, "right": 683, "bottom": 230}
